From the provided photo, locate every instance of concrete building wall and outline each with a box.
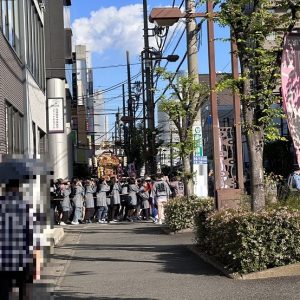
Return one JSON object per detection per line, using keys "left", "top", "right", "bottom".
{"left": 93, "top": 92, "right": 106, "bottom": 146}
{"left": 44, "top": 0, "right": 65, "bottom": 79}
{"left": 27, "top": 72, "right": 47, "bottom": 132}
{"left": 0, "top": 31, "right": 24, "bottom": 154}
{"left": 77, "top": 104, "right": 88, "bottom": 164}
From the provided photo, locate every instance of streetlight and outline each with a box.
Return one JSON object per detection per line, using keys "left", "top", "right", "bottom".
{"left": 149, "top": 2, "right": 244, "bottom": 208}
{"left": 140, "top": 49, "right": 179, "bottom": 175}
{"left": 149, "top": 7, "right": 208, "bottom": 26}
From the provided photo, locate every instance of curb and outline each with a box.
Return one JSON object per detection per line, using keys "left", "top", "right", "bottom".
{"left": 187, "top": 245, "right": 300, "bottom": 280}
{"left": 187, "top": 245, "right": 241, "bottom": 279}
{"left": 51, "top": 227, "right": 65, "bottom": 246}
{"left": 44, "top": 227, "right": 65, "bottom": 254}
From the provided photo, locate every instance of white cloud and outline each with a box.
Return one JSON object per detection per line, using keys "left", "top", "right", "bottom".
{"left": 72, "top": 5, "right": 145, "bottom": 56}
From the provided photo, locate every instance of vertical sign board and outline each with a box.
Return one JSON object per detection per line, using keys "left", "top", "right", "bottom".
{"left": 193, "top": 125, "right": 203, "bottom": 157}
{"left": 48, "top": 98, "right": 64, "bottom": 133}
{"left": 192, "top": 124, "right": 208, "bottom": 197}
{"left": 281, "top": 33, "right": 300, "bottom": 166}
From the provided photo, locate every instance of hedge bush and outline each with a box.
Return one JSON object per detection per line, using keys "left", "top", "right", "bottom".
{"left": 165, "top": 196, "right": 214, "bottom": 232}
{"left": 195, "top": 208, "right": 300, "bottom": 274}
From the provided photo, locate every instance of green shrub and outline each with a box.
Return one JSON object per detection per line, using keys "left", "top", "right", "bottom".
{"left": 165, "top": 196, "right": 214, "bottom": 232}
{"left": 195, "top": 208, "right": 300, "bottom": 274}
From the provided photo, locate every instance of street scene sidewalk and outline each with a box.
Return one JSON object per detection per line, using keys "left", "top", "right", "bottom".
{"left": 48, "top": 222, "right": 300, "bottom": 300}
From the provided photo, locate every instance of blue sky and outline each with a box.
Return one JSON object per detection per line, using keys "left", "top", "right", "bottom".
{"left": 70, "top": 0, "right": 231, "bottom": 130}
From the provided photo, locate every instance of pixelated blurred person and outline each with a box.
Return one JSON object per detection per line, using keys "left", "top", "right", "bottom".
{"left": 0, "top": 156, "right": 51, "bottom": 299}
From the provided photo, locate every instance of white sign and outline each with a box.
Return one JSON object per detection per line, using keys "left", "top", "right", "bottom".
{"left": 48, "top": 98, "right": 64, "bottom": 133}
{"left": 193, "top": 156, "right": 208, "bottom": 165}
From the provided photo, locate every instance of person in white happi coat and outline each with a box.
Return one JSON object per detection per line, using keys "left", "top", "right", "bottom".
{"left": 96, "top": 178, "right": 111, "bottom": 223}
{"left": 110, "top": 176, "right": 122, "bottom": 222}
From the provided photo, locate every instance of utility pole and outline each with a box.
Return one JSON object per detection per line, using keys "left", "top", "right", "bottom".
{"left": 122, "top": 84, "right": 126, "bottom": 117}
{"left": 126, "top": 51, "right": 133, "bottom": 157}
{"left": 186, "top": 0, "right": 208, "bottom": 197}
{"left": 170, "top": 130, "right": 174, "bottom": 173}
{"left": 143, "top": 0, "right": 156, "bottom": 175}
{"left": 207, "top": 1, "right": 220, "bottom": 194}
{"left": 186, "top": 0, "right": 199, "bottom": 81}
{"left": 117, "top": 107, "right": 121, "bottom": 145}
{"left": 141, "top": 55, "right": 148, "bottom": 172}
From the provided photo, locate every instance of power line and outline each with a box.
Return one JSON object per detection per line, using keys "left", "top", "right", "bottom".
{"left": 46, "top": 62, "right": 141, "bottom": 71}
{"left": 74, "top": 72, "right": 141, "bottom": 101}
{"left": 153, "top": 26, "right": 186, "bottom": 90}
{"left": 154, "top": 50, "right": 187, "bottom": 105}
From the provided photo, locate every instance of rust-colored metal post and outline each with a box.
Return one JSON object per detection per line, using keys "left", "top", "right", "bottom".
{"left": 207, "top": 1, "right": 221, "bottom": 193}
{"left": 231, "top": 39, "right": 244, "bottom": 190}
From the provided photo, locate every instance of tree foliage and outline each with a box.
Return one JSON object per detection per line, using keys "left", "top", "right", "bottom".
{"left": 198, "top": 0, "right": 298, "bottom": 210}
{"left": 156, "top": 68, "right": 210, "bottom": 194}
{"left": 211, "top": 0, "right": 297, "bottom": 137}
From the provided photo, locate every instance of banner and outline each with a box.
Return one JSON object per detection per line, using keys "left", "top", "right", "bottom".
{"left": 281, "top": 33, "right": 300, "bottom": 166}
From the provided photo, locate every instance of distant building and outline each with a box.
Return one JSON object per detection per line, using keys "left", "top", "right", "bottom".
{"left": 156, "top": 72, "right": 237, "bottom": 171}
{"left": 93, "top": 92, "right": 110, "bottom": 156}
{"left": 71, "top": 44, "right": 95, "bottom": 176}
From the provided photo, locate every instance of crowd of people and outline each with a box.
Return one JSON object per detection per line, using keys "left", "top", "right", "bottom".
{"left": 50, "top": 174, "right": 184, "bottom": 226}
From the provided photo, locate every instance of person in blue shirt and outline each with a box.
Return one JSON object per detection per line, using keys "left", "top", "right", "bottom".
{"left": 292, "top": 169, "right": 300, "bottom": 191}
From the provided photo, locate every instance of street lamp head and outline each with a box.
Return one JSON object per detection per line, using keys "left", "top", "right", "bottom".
{"left": 149, "top": 7, "right": 183, "bottom": 27}
{"left": 166, "top": 54, "right": 179, "bottom": 62}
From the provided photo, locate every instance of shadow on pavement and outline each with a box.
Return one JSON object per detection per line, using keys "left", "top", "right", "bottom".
{"left": 54, "top": 292, "right": 159, "bottom": 300}
{"left": 60, "top": 224, "right": 176, "bottom": 237}
{"left": 53, "top": 243, "right": 222, "bottom": 277}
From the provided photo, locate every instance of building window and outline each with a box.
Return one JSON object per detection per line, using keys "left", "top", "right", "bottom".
{"left": 5, "top": 101, "right": 24, "bottom": 154}
{"left": 25, "top": 0, "right": 45, "bottom": 91}
{"left": 0, "top": 0, "right": 20, "bottom": 55}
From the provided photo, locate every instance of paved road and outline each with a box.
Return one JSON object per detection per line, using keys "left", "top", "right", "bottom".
{"left": 52, "top": 222, "right": 300, "bottom": 300}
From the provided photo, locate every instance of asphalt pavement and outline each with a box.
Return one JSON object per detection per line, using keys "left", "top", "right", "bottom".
{"left": 50, "top": 222, "right": 300, "bottom": 300}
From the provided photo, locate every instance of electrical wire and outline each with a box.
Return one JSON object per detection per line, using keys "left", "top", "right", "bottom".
{"left": 74, "top": 71, "right": 141, "bottom": 102}
{"left": 154, "top": 50, "right": 187, "bottom": 105}
{"left": 46, "top": 62, "right": 141, "bottom": 71}
{"left": 73, "top": 126, "right": 117, "bottom": 151}
{"left": 153, "top": 26, "right": 186, "bottom": 90}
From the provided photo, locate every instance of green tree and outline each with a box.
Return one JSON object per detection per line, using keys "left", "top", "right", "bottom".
{"left": 209, "top": 0, "right": 298, "bottom": 210}
{"left": 157, "top": 69, "right": 210, "bottom": 196}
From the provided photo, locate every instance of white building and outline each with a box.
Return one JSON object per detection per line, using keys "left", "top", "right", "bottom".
{"left": 93, "top": 92, "right": 110, "bottom": 155}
